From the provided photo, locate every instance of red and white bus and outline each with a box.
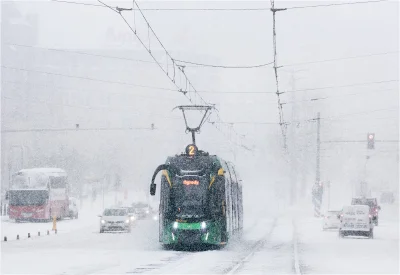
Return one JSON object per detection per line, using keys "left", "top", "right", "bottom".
{"left": 7, "top": 168, "right": 70, "bottom": 222}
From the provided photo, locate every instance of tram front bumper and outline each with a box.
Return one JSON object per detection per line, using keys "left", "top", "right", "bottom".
{"left": 176, "top": 229, "right": 204, "bottom": 244}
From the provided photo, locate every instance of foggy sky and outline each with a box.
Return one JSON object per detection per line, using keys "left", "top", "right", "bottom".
{"left": 2, "top": 0, "right": 399, "bottom": 204}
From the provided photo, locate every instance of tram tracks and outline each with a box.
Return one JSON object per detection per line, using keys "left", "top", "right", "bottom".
{"left": 223, "top": 218, "right": 278, "bottom": 274}
{"left": 223, "top": 217, "right": 303, "bottom": 275}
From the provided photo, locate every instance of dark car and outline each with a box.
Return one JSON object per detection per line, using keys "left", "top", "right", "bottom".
{"left": 351, "top": 197, "right": 381, "bottom": 226}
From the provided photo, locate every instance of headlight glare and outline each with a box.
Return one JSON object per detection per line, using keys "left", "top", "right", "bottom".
{"left": 101, "top": 220, "right": 105, "bottom": 224}
{"left": 173, "top": 221, "right": 178, "bottom": 229}
{"left": 201, "top": 221, "right": 207, "bottom": 229}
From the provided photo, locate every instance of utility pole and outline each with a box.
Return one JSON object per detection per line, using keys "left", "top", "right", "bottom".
{"left": 311, "top": 112, "right": 323, "bottom": 217}
{"left": 316, "top": 112, "right": 321, "bottom": 184}
{"left": 290, "top": 72, "right": 297, "bottom": 205}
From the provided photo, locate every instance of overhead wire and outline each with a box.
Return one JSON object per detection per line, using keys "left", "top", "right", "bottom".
{"left": 50, "top": 0, "right": 389, "bottom": 11}
{"left": 286, "top": 0, "right": 389, "bottom": 10}
{"left": 7, "top": 43, "right": 398, "bottom": 71}
{"left": 280, "top": 88, "right": 398, "bottom": 105}
{"left": 295, "top": 107, "right": 399, "bottom": 124}
{"left": 2, "top": 126, "right": 153, "bottom": 133}
{"left": 50, "top": 0, "right": 270, "bottom": 10}
{"left": 97, "top": 0, "right": 251, "bottom": 151}
{"left": 2, "top": 79, "right": 179, "bottom": 101}
{"left": 284, "top": 79, "right": 398, "bottom": 94}
{"left": 1, "top": 65, "right": 178, "bottom": 92}
{"left": 174, "top": 59, "right": 274, "bottom": 69}
{"left": 281, "top": 51, "right": 399, "bottom": 67}
{"left": 1, "top": 94, "right": 181, "bottom": 121}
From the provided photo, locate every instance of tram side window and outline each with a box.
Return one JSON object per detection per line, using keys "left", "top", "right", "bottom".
{"left": 224, "top": 169, "right": 232, "bottom": 231}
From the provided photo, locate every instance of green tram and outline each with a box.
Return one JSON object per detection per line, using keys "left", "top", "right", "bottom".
{"left": 150, "top": 144, "right": 243, "bottom": 248}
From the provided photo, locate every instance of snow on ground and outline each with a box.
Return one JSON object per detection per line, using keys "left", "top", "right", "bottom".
{"left": 237, "top": 214, "right": 294, "bottom": 274}
{"left": 1, "top": 193, "right": 398, "bottom": 274}
{"left": 1, "top": 194, "right": 280, "bottom": 274}
{"left": 0, "top": 191, "right": 126, "bottom": 241}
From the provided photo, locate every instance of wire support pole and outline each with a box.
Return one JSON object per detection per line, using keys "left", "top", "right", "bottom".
{"left": 270, "top": 0, "right": 288, "bottom": 150}
{"left": 315, "top": 112, "right": 321, "bottom": 184}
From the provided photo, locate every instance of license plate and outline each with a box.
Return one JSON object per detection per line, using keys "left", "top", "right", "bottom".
{"left": 22, "top": 213, "right": 32, "bottom": 217}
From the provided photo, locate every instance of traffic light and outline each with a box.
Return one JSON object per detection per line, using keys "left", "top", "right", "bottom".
{"left": 367, "top": 133, "right": 375, "bottom": 149}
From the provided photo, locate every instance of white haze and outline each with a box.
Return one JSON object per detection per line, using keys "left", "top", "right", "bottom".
{"left": 1, "top": 0, "right": 398, "bottom": 217}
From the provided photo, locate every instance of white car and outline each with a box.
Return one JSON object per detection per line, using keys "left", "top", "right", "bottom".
{"left": 339, "top": 205, "right": 374, "bottom": 239}
{"left": 68, "top": 197, "right": 79, "bottom": 219}
{"left": 99, "top": 208, "right": 131, "bottom": 233}
{"left": 322, "top": 210, "right": 341, "bottom": 230}
{"left": 121, "top": 206, "right": 136, "bottom": 222}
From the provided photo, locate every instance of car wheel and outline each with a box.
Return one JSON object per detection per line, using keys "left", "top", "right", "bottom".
{"left": 375, "top": 218, "right": 378, "bottom": 226}
{"left": 75, "top": 213, "right": 79, "bottom": 219}
{"left": 100, "top": 229, "right": 104, "bottom": 233}
{"left": 369, "top": 229, "right": 374, "bottom": 239}
{"left": 339, "top": 230, "right": 343, "bottom": 238}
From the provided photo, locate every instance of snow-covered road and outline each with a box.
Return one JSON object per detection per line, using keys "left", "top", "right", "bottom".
{"left": 1, "top": 200, "right": 398, "bottom": 274}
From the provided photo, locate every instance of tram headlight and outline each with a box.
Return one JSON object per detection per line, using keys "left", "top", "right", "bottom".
{"left": 201, "top": 221, "right": 207, "bottom": 230}
{"left": 173, "top": 221, "right": 178, "bottom": 229}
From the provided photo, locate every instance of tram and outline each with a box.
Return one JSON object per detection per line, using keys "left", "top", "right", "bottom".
{"left": 150, "top": 143, "right": 243, "bottom": 248}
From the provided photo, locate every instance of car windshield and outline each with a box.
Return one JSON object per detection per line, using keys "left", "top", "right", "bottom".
{"left": 352, "top": 198, "right": 376, "bottom": 207}
{"left": 133, "top": 203, "right": 148, "bottom": 208}
{"left": 103, "top": 209, "right": 127, "bottom": 216}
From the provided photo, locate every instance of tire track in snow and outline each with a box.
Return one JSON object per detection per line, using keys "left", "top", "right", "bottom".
{"left": 223, "top": 217, "right": 278, "bottom": 274}
{"left": 126, "top": 252, "right": 190, "bottom": 274}
{"left": 292, "top": 218, "right": 302, "bottom": 275}
{"left": 124, "top": 218, "right": 264, "bottom": 274}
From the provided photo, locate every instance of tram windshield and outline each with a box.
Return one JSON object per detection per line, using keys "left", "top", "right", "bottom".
{"left": 172, "top": 176, "right": 209, "bottom": 219}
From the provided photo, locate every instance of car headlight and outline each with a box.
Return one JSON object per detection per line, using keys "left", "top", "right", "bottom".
{"left": 101, "top": 220, "right": 105, "bottom": 224}
{"left": 125, "top": 219, "right": 130, "bottom": 223}
{"left": 201, "top": 221, "right": 207, "bottom": 230}
{"left": 173, "top": 221, "right": 178, "bottom": 229}
{"left": 130, "top": 216, "right": 135, "bottom": 221}
{"left": 153, "top": 215, "right": 158, "bottom": 221}
{"left": 146, "top": 210, "right": 149, "bottom": 214}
